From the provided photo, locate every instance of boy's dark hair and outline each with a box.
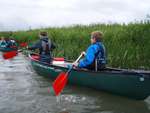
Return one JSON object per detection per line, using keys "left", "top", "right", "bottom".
{"left": 40, "top": 31, "right": 48, "bottom": 36}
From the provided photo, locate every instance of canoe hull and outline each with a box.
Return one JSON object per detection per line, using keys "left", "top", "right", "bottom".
{"left": 0, "top": 47, "right": 17, "bottom": 52}
{"left": 30, "top": 55, "right": 150, "bottom": 100}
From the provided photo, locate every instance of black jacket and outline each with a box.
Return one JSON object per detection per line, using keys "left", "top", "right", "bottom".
{"left": 29, "top": 37, "right": 55, "bottom": 56}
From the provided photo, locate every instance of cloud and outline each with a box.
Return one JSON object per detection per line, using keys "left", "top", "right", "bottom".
{"left": 0, "top": 0, "right": 150, "bottom": 31}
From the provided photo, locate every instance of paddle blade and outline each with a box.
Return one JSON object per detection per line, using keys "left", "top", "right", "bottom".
{"left": 10, "top": 46, "right": 17, "bottom": 49}
{"left": 52, "top": 72, "right": 68, "bottom": 96}
{"left": 3, "top": 51, "right": 18, "bottom": 59}
{"left": 20, "top": 42, "right": 28, "bottom": 47}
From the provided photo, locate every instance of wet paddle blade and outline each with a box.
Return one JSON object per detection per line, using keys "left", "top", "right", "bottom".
{"left": 3, "top": 51, "right": 18, "bottom": 59}
{"left": 52, "top": 72, "right": 68, "bottom": 96}
{"left": 51, "top": 53, "right": 82, "bottom": 96}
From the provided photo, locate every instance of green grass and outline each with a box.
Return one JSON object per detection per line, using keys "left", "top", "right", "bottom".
{"left": 0, "top": 22, "right": 150, "bottom": 70}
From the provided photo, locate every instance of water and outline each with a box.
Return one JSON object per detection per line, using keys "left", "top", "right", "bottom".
{"left": 0, "top": 52, "right": 150, "bottom": 113}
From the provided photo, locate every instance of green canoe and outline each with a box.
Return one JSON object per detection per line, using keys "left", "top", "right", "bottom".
{"left": 29, "top": 54, "right": 150, "bottom": 100}
{"left": 0, "top": 47, "right": 18, "bottom": 52}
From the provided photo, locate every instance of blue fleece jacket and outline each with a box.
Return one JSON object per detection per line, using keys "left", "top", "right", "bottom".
{"left": 78, "top": 42, "right": 106, "bottom": 68}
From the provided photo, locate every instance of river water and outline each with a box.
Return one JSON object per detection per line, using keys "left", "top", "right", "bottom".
{"left": 0, "top": 52, "right": 150, "bottom": 113}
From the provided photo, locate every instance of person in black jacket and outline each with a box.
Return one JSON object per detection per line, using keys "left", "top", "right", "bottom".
{"left": 29, "top": 31, "right": 55, "bottom": 63}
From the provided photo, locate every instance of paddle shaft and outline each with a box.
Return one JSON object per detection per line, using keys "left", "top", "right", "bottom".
{"left": 74, "top": 53, "right": 83, "bottom": 64}
{"left": 67, "top": 53, "right": 83, "bottom": 73}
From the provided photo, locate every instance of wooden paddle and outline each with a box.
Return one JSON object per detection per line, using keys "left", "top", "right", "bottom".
{"left": 52, "top": 53, "right": 83, "bottom": 96}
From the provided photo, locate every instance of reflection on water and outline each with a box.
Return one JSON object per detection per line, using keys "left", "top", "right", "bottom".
{"left": 0, "top": 52, "right": 150, "bottom": 113}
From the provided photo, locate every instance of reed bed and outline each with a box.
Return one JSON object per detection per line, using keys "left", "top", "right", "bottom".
{"left": 0, "top": 22, "right": 150, "bottom": 70}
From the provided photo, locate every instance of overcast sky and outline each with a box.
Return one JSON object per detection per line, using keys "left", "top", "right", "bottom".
{"left": 0, "top": 0, "right": 150, "bottom": 31}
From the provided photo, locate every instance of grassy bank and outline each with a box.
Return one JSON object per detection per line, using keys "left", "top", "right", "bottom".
{"left": 0, "top": 22, "right": 150, "bottom": 70}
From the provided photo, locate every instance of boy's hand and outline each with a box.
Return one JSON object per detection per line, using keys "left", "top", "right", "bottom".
{"left": 81, "top": 51, "right": 86, "bottom": 56}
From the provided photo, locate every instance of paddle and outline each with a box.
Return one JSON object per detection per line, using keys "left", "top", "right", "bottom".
{"left": 3, "top": 51, "right": 18, "bottom": 59}
{"left": 52, "top": 53, "right": 83, "bottom": 96}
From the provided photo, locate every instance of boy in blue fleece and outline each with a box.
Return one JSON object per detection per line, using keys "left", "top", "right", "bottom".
{"left": 74, "top": 31, "right": 106, "bottom": 70}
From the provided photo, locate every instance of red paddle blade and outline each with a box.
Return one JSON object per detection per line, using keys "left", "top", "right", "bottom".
{"left": 10, "top": 46, "right": 17, "bottom": 48}
{"left": 20, "top": 42, "right": 28, "bottom": 47}
{"left": 52, "top": 72, "right": 68, "bottom": 96}
{"left": 3, "top": 51, "right": 18, "bottom": 59}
